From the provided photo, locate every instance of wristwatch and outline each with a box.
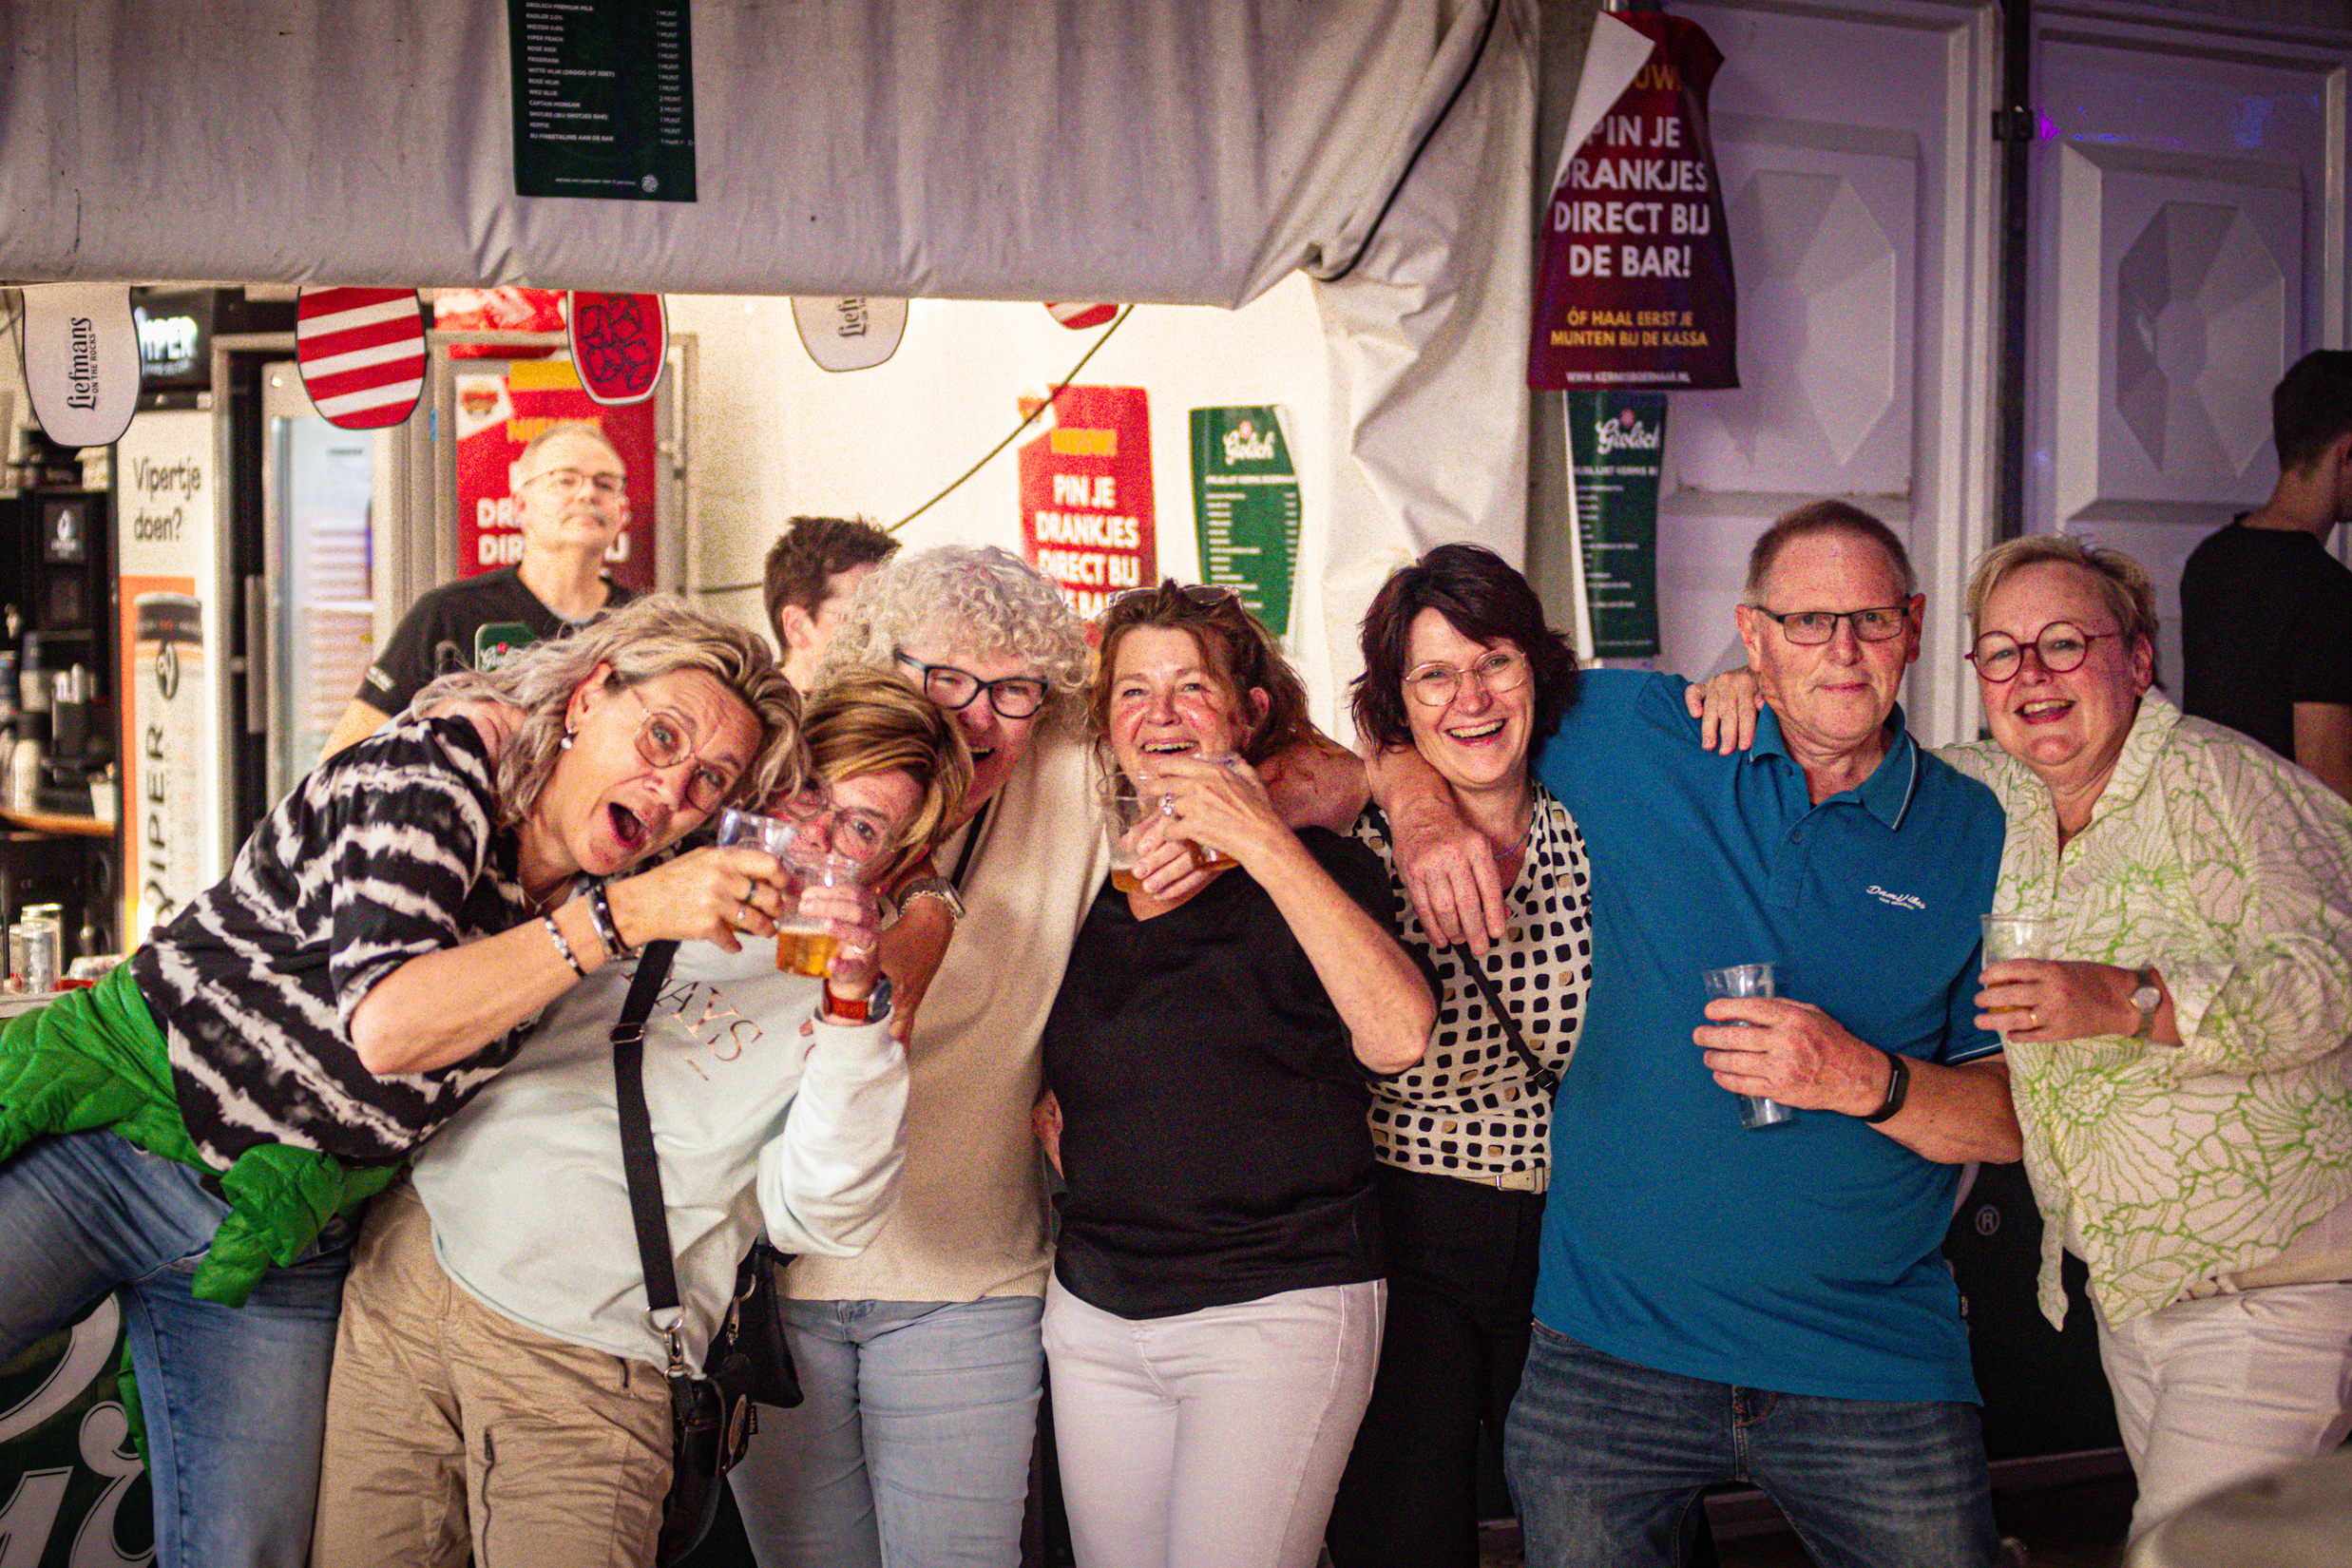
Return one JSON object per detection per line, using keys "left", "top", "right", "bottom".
{"left": 2129, "top": 966, "right": 2163, "bottom": 1040}
{"left": 1861, "top": 1050, "right": 1911, "bottom": 1124}
{"left": 896, "top": 875, "right": 966, "bottom": 921}
{"left": 821, "top": 972, "right": 893, "bottom": 1026}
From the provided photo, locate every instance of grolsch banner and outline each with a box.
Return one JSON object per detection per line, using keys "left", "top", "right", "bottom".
{"left": 1529, "top": 11, "right": 1736, "bottom": 391}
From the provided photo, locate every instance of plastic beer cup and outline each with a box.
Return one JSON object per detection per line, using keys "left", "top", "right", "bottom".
{"left": 1701, "top": 962, "right": 1795, "bottom": 1129}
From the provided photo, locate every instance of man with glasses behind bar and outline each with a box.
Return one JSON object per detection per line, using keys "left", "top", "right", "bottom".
{"left": 1371, "top": 500, "right": 2020, "bottom": 1568}
{"left": 325, "top": 422, "right": 637, "bottom": 755}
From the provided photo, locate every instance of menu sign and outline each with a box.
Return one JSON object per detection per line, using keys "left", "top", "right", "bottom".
{"left": 1566, "top": 391, "right": 1665, "bottom": 658}
{"left": 1189, "top": 407, "right": 1302, "bottom": 638}
{"left": 508, "top": 0, "right": 697, "bottom": 201}
{"left": 1529, "top": 12, "right": 1736, "bottom": 391}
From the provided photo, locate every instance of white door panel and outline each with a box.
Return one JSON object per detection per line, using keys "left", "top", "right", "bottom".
{"left": 2028, "top": 4, "right": 2352, "bottom": 688}
{"left": 1644, "top": 0, "right": 1998, "bottom": 745}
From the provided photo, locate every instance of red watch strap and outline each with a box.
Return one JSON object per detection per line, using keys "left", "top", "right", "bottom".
{"left": 822, "top": 982, "right": 871, "bottom": 1023}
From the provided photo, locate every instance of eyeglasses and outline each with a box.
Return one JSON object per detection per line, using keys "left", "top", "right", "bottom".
{"left": 1403, "top": 648, "right": 1531, "bottom": 708}
{"left": 1749, "top": 604, "right": 1913, "bottom": 645}
{"left": 522, "top": 466, "right": 626, "bottom": 499}
{"left": 893, "top": 651, "right": 1049, "bottom": 719}
{"left": 1966, "top": 621, "right": 2122, "bottom": 682}
{"left": 625, "top": 686, "right": 740, "bottom": 812}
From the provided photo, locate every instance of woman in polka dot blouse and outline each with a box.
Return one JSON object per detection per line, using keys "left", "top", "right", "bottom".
{"left": 1329, "top": 544, "right": 1594, "bottom": 1568}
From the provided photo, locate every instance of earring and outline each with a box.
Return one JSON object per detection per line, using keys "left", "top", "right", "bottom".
{"left": 560, "top": 729, "right": 575, "bottom": 751}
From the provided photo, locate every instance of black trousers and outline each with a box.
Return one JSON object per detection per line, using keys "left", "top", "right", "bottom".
{"left": 1327, "top": 1162, "right": 1546, "bottom": 1568}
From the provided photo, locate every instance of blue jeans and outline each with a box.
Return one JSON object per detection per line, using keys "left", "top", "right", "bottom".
{"left": 1504, "top": 1324, "right": 1998, "bottom": 1568}
{"left": 730, "top": 1296, "right": 1046, "bottom": 1568}
{"left": 0, "top": 1130, "right": 350, "bottom": 1568}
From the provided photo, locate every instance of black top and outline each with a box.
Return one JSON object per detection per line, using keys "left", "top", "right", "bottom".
{"left": 132, "top": 717, "right": 537, "bottom": 1167}
{"left": 1044, "top": 829, "right": 1423, "bottom": 1320}
{"left": 2180, "top": 518, "right": 2352, "bottom": 758}
{"left": 356, "top": 565, "right": 634, "bottom": 717}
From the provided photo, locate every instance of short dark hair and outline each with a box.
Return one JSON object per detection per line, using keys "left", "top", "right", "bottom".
{"left": 1744, "top": 499, "right": 1917, "bottom": 602}
{"left": 2272, "top": 350, "right": 2352, "bottom": 473}
{"left": 1089, "top": 583, "right": 1317, "bottom": 769}
{"left": 763, "top": 517, "right": 900, "bottom": 643}
{"left": 1350, "top": 544, "right": 1579, "bottom": 755}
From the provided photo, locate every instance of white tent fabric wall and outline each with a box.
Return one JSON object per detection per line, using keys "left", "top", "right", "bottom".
{"left": 0, "top": 0, "right": 1537, "bottom": 738}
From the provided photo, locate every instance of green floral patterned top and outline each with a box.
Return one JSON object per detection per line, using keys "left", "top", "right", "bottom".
{"left": 1942, "top": 691, "right": 2352, "bottom": 1328}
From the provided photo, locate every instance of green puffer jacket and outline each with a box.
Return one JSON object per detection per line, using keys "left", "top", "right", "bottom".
{"left": 0, "top": 963, "right": 396, "bottom": 1307}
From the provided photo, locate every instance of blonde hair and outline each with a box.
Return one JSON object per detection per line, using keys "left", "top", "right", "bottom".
{"left": 1964, "top": 536, "right": 2158, "bottom": 649}
{"left": 416, "top": 594, "right": 802, "bottom": 829}
{"left": 802, "top": 669, "right": 973, "bottom": 884}
{"left": 813, "top": 545, "right": 1088, "bottom": 730}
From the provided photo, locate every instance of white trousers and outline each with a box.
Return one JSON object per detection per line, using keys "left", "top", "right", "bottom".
{"left": 1042, "top": 1275, "right": 1385, "bottom": 1568}
{"left": 2095, "top": 1281, "right": 2352, "bottom": 1543}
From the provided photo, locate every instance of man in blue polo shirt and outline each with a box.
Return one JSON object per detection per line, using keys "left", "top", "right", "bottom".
{"left": 1373, "top": 502, "right": 2017, "bottom": 1567}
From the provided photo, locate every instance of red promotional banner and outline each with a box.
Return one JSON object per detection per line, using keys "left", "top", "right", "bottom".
{"left": 452, "top": 359, "right": 658, "bottom": 590}
{"left": 1018, "top": 385, "right": 1156, "bottom": 621}
{"left": 1528, "top": 12, "right": 1737, "bottom": 391}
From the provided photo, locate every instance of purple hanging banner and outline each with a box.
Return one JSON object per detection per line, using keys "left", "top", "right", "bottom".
{"left": 1528, "top": 11, "right": 1737, "bottom": 392}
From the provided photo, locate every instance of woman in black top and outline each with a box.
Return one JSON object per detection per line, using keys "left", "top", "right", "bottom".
{"left": 1038, "top": 583, "right": 1434, "bottom": 1568}
{"left": 0, "top": 595, "right": 798, "bottom": 1568}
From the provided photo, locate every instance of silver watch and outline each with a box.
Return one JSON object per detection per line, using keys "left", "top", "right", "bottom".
{"left": 2129, "top": 966, "right": 2162, "bottom": 1039}
{"left": 897, "top": 874, "right": 966, "bottom": 920}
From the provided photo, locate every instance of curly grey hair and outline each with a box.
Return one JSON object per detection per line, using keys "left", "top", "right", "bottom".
{"left": 813, "top": 544, "right": 1089, "bottom": 729}
{"left": 415, "top": 594, "right": 802, "bottom": 832}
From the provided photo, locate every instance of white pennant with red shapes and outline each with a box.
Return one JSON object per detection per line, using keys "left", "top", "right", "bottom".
{"left": 566, "top": 292, "right": 667, "bottom": 405}
{"left": 296, "top": 286, "right": 427, "bottom": 430}
{"left": 1045, "top": 301, "right": 1119, "bottom": 331}
{"left": 20, "top": 282, "right": 142, "bottom": 447}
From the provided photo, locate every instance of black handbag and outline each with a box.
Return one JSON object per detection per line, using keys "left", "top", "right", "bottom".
{"left": 611, "top": 941, "right": 806, "bottom": 1568}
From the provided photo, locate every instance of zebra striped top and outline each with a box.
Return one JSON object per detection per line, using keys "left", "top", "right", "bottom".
{"left": 130, "top": 715, "right": 540, "bottom": 1168}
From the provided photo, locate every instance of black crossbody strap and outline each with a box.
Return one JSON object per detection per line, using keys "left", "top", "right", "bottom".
{"left": 947, "top": 799, "right": 993, "bottom": 891}
{"left": 1461, "top": 956, "right": 1558, "bottom": 1095}
{"left": 612, "top": 940, "right": 685, "bottom": 1316}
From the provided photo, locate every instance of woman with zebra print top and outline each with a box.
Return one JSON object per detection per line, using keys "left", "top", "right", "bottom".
{"left": 0, "top": 594, "right": 799, "bottom": 1568}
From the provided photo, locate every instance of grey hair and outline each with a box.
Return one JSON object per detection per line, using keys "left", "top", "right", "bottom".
{"left": 514, "top": 420, "right": 622, "bottom": 476}
{"left": 813, "top": 544, "right": 1089, "bottom": 729}
{"left": 1744, "top": 499, "right": 1918, "bottom": 602}
{"left": 415, "top": 594, "right": 802, "bottom": 830}
{"left": 1964, "top": 535, "right": 2159, "bottom": 649}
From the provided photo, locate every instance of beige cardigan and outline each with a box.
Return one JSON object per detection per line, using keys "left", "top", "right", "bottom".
{"left": 787, "top": 729, "right": 1107, "bottom": 1303}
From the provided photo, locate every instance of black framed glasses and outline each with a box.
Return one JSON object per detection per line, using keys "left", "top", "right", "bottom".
{"left": 624, "top": 686, "right": 739, "bottom": 811}
{"left": 1750, "top": 603, "right": 1913, "bottom": 645}
{"left": 1403, "top": 648, "right": 1531, "bottom": 708}
{"left": 1966, "top": 621, "right": 2121, "bottom": 682}
{"left": 893, "top": 651, "right": 1049, "bottom": 719}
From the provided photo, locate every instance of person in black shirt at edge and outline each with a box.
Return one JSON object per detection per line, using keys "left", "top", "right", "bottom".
{"left": 322, "top": 421, "right": 638, "bottom": 756}
{"left": 2180, "top": 349, "right": 2352, "bottom": 802}
{"left": 1032, "top": 583, "right": 1436, "bottom": 1568}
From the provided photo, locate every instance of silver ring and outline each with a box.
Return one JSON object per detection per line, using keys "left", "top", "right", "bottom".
{"left": 742, "top": 877, "right": 755, "bottom": 906}
{"left": 2028, "top": 1009, "right": 2038, "bottom": 1027}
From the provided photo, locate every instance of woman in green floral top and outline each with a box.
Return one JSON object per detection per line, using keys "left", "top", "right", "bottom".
{"left": 1946, "top": 535, "right": 2352, "bottom": 1547}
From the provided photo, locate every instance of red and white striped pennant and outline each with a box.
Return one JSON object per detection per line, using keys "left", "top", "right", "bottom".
{"left": 296, "top": 286, "right": 427, "bottom": 430}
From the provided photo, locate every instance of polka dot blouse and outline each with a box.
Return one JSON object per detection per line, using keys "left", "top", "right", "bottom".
{"left": 1354, "top": 788, "right": 1593, "bottom": 1178}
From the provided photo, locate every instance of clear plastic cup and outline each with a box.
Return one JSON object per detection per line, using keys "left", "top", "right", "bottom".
{"left": 1701, "top": 961, "right": 1795, "bottom": 1129}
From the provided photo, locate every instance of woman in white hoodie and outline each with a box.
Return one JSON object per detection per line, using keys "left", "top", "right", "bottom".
{"left": 310, "top": 671, "right": 969, "bottom": 1567}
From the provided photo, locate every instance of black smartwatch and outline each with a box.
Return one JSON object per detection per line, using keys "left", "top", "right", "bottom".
{"left": 1861, "top": 1051, "right": 1911, "bottom": 1124}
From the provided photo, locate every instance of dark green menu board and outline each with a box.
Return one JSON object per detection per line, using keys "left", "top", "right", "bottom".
{"left": 509, "top": 0, "right": 697, "bottom": 201}
{"left": 1189, "top": 407, "right": 1302, "bottom": 638}
{"left": 1565, "top": 391, "right": 1664, "bottom": 657}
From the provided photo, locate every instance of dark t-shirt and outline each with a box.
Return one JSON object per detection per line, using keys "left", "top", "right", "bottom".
{"left": 2180, "top": 518, "right": 2352, "bottom": 759}
{"left": 356, "top": 565, "right": 633, "bottom": 717}
{"left": 1043, "top": 829, "right": 1418, "bottom": 1320}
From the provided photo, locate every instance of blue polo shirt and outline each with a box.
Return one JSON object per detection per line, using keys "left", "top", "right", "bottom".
{"left": 1532, "top": 670, "right": 2003, "bottom": 1404}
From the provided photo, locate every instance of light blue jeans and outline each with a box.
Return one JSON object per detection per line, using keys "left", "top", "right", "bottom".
{"left": 0, "top": 1129, "right": 350, "bottom": 1568}
{"left": 730, "top": 1296, "right": 1045, "bottom": 1568}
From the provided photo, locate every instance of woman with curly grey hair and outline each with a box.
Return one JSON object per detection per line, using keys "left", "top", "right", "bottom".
{"left": 732, "top": 547, "right": 1366, "bottom": 1568}
{"left": 0, "top": 593, "right": 797, "bottom": 1568}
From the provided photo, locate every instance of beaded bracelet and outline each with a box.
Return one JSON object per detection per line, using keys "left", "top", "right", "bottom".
{"left": 542, "top": 913, "right": 587, "bottom": 979}
{"left": 586, "top": 883, "right": 633, "bottom": 960}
